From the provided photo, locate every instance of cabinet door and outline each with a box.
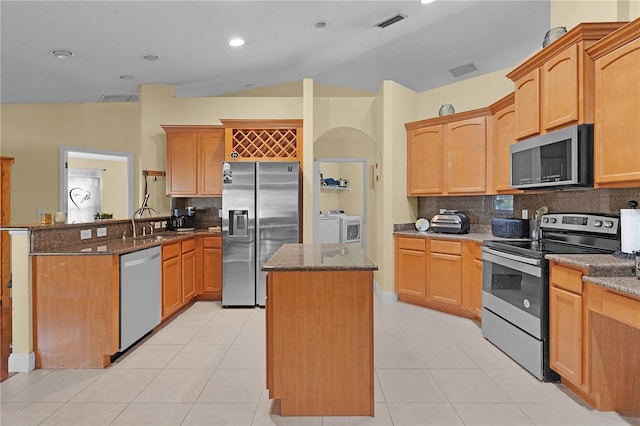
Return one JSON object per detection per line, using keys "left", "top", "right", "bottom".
{"left": 407, "top": 126, "right": 443, "bottom": 195}
{"left": 462, "top": 241, "right": 482, "bottom": 319}
{"left": 446, "top": 117, "right": 487, "bottom": 194}
{"left": 162, "top": 255, "right": 182, "bottom": 318}
{"left": 429, "top": 252, "right": 462, "bottom": 306}
{"left": 200, "top": 131, "right": 225, "bottom": 196}
{"left": 594, "top": 37, "right": 640, "bottom": 187}
{"left": 492, "top": 102, "right": 519, "bottom": 193}
{"left": 515, "top": 68, "right": 540, "bottom": 139}
{"left": 549, "top": 286, "right": 583, "bottom": 386}
{"left": 543, "top": 44, "right": 579, "bottom": 131}
{"left": 203, "top": 248, "right": 222, "bottom": 295}
{"left": 182, "top": 248, "right": 197, "bottom": 303}
{"left": 166, "top": 132, "right": 198, "bottom": 195}
{"left": 396, "top": 249, "right": 427, "bottom": 299}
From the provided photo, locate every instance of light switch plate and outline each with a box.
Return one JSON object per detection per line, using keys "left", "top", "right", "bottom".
{"left": 161, "top": 220, "right": 167, "bottom": 228}
{"left": 96, "top": 227, "right": 107, "bottom": 237}
{"left": 80, "top": 229, "right": 92, "bottom": 240}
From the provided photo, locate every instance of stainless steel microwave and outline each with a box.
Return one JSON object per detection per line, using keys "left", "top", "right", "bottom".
{"left": 510, "top": 124, "right": 593, "bottom": 190}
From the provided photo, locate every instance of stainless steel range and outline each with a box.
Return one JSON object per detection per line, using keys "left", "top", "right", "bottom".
{"left": 481, "top": 213, "right": 621, "bottom": 381}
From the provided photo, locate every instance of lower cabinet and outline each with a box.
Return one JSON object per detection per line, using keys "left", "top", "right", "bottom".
{"left": 182, "top": 238, "right": 197, "bottom": 303}
{"left": 202, "top": 236, "right": 222, "bottom": 300}
{"left": 429, "top": 240, "right": 462, "bottom": 306}
{"left": 394, "top": 234, "right": 478, "bottom": 319}
{"left": 162, "top": 241, "right": 183, "bottom": 319}
{"left": 549, "top": 261, "right": 586, "bottom": 391}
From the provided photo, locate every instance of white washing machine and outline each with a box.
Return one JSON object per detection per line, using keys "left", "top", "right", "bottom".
{"left": 318, "top": 215, "right": 340, "bottom": 243}
{"left": 326, "top": 210, "right": 362, "bottom": 245}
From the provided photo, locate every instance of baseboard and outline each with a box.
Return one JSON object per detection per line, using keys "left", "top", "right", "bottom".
{"left": 373, "top": 278, "right": 398, "bottom": 303}
{"left": 9, "top": 352, "right": 35, "bottom": 372}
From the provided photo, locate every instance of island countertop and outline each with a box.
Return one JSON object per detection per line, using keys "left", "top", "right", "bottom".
{"left": 262, "top": 243, "right": 378, "bottom": 272}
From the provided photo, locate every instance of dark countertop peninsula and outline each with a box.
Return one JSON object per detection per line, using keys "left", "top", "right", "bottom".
{"left": 261, "top": 243, "right": 378, "bottom": 272}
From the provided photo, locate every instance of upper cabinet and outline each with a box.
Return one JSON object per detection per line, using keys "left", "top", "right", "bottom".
{"left": 220, "top": 119, "right": 303, "bottom": 166}
{"left": 163, "top": 125, "right": 225, "bottom": 197}
{"left": 489, "top": 93, "right": 521, "bottom": 194}
{"left": 405, "top": 109, "right": 490, "bottom": 197}
{"left": 587, "top": 18, "right": 640, "bottom": 188}
{"left": 507, "top": 22, "right": 627, "bottom": 139}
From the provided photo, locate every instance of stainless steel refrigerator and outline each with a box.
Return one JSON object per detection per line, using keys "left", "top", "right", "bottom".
{"left": 221, "top": 161, "right": 300, "bottom": 307}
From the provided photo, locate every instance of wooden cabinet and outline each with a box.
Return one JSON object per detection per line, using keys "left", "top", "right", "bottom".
{"left": 405, "top": 109, "right": 490, "bottom": 196}
{"left": 490, "top": 93, "right": 521, "bottom": 194}
{"left": 394, "top": 236, "right": 427, "bottom": 298}
{"left": 162, "top": 241, "right": 182, "bottom": 319}
{"left": 429, "top": 239, "right": 462, "bottom": 306}
{"left": 549, "top": 262, "right": 587, "bottom": 391}
{"left": 266, "top": 268, "right": 374, "bottom": 416}
{"left": 181, "top": 238, "right": 197, "bottom": 303}
{"left": 406, "top": 126, "right": 443, "bottom": 195}
{"left": 462, "top": 241, "right": 483, "bottom": 321}
{"left": 163, "top": 125, "right": 225, "bottom": 197}
{"left": 220, "top": 119, "right": 303, "bottom": 166}
{"left": 394, "top": 234, "right": 478, "bottom": 319}
{"left": 587, "top": 19, "right": 640, "bottom": 188}
{"left": 1, "top": 158, "right": 14, "bottom": 380}
{"left": 202, "top": 236, "right": 222, "bottom": 300}
{"left": 33, "top": 255, "right": 120, "bottom": 368}
{"left": 507, "top": 22, "right": 626, "bottom": 139}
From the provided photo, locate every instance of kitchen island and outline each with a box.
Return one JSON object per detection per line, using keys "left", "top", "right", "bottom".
{"left": 262, "top": 243, "right": 378, "bottom": 417}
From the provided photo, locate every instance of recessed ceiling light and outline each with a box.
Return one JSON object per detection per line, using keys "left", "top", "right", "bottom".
{"left": 229, "top": 38, "right": 245, "bottom": 47}
{"left": 119, "top": 75, "right": 134, "bottom": 80}
{"left": 141, "top": 54, "right": 159, "bottom": 62}
{"left": 50, "top": 49, "right": 75, "bottom": 59}
{"left": 313, "top": 20, "right": 329, "bottom": 29}
{"left": 421, "top": 0, "right": 436, "bottom": 4}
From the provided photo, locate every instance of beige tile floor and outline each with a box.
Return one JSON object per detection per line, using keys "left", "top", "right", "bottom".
{"left": 2, "top": 298, "right": 639, "bottom": 426}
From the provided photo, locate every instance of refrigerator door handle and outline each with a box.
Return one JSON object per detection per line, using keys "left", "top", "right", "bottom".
{"left": 229, "top": 210, "right": 249, "bottom": 238}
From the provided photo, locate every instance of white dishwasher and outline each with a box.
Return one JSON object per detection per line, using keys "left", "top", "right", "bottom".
{"left": 119, "top": 246, "right": 161, "bottom": 351}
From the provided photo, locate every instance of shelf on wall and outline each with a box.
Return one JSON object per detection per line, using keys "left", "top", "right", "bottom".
{"left": 321, "top": 184, "right": 349, "bottom": 192}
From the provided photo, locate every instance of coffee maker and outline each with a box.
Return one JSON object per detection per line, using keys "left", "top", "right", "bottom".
{"left": 169, "top": 206, "right": 196, "bottom": 231}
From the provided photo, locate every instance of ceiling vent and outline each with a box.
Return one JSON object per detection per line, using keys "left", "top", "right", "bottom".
{"left": 98, "top": 94, "right": 139, "bottom": 103}
{"left": 449, "top": 62, "right": 478, "bottom": 78}
{"left": 376, "top": 13, "right": 407, "bottom": 29}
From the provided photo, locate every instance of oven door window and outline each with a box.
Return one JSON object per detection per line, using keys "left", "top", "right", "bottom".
{"left": 482, "top": 255, "right": 543, "bottom": 320}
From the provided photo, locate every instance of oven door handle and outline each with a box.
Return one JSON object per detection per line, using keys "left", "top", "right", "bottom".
{"left": 482, "top": 247, "right": 543, "bottom": 277}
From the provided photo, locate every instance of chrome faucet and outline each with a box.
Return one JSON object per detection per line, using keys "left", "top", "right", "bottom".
{"left": 131, "top": 204, "right": 160, "bottom": 239}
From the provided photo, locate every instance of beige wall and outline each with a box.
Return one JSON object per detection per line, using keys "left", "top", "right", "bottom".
{"left": 551, "top": 0, "right": 640, "bottom": 29}
{"left": 1, "top": 103, "right": 140, "bottom": 223}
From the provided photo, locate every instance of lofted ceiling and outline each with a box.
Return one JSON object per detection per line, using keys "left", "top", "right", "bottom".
{"left": 0, "top": 1, "right": 550, "bottom": 104}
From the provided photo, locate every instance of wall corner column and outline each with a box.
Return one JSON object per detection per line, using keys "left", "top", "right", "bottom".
{"left": 8, "top": 229, "right": 35, "bottom": 372}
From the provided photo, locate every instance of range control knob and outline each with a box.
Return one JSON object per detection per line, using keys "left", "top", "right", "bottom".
{"left": 604, "top": 221, "right": 614, "bottom": 228}
{"left": 594, "top": 220, "right": 603, "bottom": 227}
{"left": 549, "top": 217, "right": 557, "bottom": 223}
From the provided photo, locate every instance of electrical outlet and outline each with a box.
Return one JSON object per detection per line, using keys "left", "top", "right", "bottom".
{"left": 154, "top": 221, "right": 161, "bottom": 229}
{"left": 96, "top": 227, "right": 107, "bottom": 237}
{"left": 161, "top": 220, "right": 167, "bottom": 228}
{"left": 80, "top": 229, "right": 92, "bottom": 240}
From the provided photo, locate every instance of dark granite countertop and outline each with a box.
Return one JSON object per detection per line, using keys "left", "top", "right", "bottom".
{"left": 546, "top": 254, "right": 638, "bottom": 297}
{"left": 30, "top": 229, "right": 221, "bottom": 256}
{"left": 262, "top": 243, "right": 378, "bottom": 272}
{"left": 583, "top": 275, "right": 640, "bottom": 298}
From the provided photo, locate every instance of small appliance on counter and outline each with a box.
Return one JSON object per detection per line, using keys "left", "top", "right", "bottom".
{"left": 621, "top": 200, "right": 640, "bottom": 255}
{"left": 491, "top": 218, "right": 529, "bottom": 238}
{"left": 169, "top": 207, "right": 196, "bottom": 231}
{"left": 430, "top": 210, "right": 470, "bottom": 234}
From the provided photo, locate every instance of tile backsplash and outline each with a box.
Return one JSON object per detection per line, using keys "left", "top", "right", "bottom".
{"left": 173, "top": 197, "right": 222, "bottom": 228}
{"left": 417, "top": 188, "right": 640, "bottom": 225}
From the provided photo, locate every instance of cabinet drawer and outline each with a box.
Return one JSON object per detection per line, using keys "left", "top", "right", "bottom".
{"left": 182, "top": 238, "right": 196, "bottom": 253}
{"left": 550, "top": 264, "right": 583, "bottom": 294}
{"left": 397, "top": 237, "right": 425, "bottom": 251}
{"left": 162, "top": 241, "right": 181, "bottom": 260}
{"left": 602, "top": 291, "right": 640, "bottom": 329}
{"left": 203, "top": 236, "right": 222, "bottom": 248}
{"left": 430, "top": 239, "right": 461, "bottom": 255}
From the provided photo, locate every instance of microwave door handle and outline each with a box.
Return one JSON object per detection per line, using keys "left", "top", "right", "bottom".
{"left": 482, "top": 248, "right": 543, "bottom": 277}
